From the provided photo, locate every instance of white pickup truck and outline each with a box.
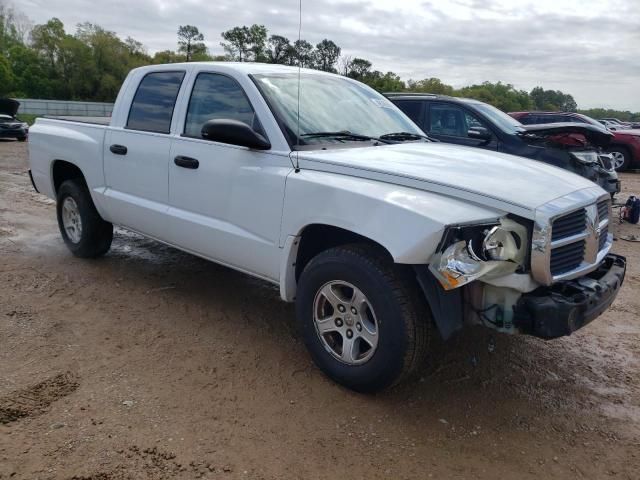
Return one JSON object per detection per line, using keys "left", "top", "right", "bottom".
{"left": 28, "top": 63, "right": 626, "bottom": 392}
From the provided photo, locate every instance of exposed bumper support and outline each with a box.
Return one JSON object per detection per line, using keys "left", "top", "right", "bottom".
{"left": 414, "top": 266, "right": 463, "bottom": 340}
{"left": 513, "top": 254, "right": 626, "bottom": 339}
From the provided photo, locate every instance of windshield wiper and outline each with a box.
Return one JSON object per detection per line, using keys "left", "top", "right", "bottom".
{"left": 300, "top": 131, "right": 393, "bottom": 144}
{"left": 379, "top": 131, "right": 434, "bottom": 142}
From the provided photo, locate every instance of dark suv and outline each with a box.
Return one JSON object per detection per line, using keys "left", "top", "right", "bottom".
{"left": 387, "top": 94, "right": 619, "bottom": 196}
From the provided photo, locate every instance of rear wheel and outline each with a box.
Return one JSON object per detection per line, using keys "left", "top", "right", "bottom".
{"left": 56, "top": 180, "right": 113, "bottom": 258}
{"left": 296, "top": 244, "right": 430, "bottom": 393}
{"left": 607, "top": 147, "right": 630, "bottom": 171}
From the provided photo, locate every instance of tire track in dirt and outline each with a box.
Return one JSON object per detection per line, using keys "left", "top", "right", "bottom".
{"left": 0, "top": 372, "right": 80, "bottom": 425}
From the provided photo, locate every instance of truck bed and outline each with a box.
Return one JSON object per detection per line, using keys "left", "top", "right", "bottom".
{"left": 44, "top": 115, "right": 111, "bottom": 125}
{"left": 29, "top": 117, "right": 108, "bottom": 201}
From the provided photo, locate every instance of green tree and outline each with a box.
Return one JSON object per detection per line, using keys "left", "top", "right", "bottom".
{"left": 247, "top": 24, "right": 267, "bottom": 62}
{"left": 314, "top": 39, "right": 340, "bottom": 72}
{"left": 293, "top": 39, "right": 314, "bottom": 67}
{"left": 30, "top": 18, "right": 66, "bottom": 70}
{"left": 0, "top": 53, "right": 13, "bottom": 95}
{"left": 363, "top": 71, "right": 405, "bottom": 92}
{"left": 5, "top": 43, "right": 51, "bottom": 97}
{"left": 266, "top": 34, "right": 291, "bottom": 64}
{"left": 152, "top": 50, "right": 187, "bottom": 64}
{"left": 458, "top": 82, "right": 532, "bottom": 112}
{"left": 177, "top": 25, "right": 206, "bottom": 61}
{"left": 345, "top": 57, "right": 372, "bottom": 80}
{"left": 406, "top": 77, "right": 454, "bottom": 95}
{"left": 221, "top": 26, "right": 251, "bottom": 61}
{"left": 530, "top": 86, "right": 576, "bottom": 112}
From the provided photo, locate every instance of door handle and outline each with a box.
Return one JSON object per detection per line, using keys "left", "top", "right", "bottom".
{"left": 174, "top": 156, "right": 199, "bottom": 169}
{"left": 109, "top": 144, "right": 128, "bottom": 155}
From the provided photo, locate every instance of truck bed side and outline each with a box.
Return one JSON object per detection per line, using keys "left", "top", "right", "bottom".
{"left": 28, "top": 118, "right": 110, "bottom": 218}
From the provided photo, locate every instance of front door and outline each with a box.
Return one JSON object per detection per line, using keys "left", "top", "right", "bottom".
{"left": 167, "top": 72, "right": 292, "bottom": 281}
{"left": 426, "top": 102, "right": 499, "bottom": 150}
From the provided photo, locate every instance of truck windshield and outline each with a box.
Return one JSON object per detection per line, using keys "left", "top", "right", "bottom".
{"left": 253, "top": 73, "right": 424, "bottom": 147}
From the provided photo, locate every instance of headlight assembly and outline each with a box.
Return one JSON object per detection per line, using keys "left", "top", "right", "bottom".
{"left": 571, "top": 151, "right": 599, "bottom": 164}
{"left": 429, "top": 218, "right": 528, "bottom": 290}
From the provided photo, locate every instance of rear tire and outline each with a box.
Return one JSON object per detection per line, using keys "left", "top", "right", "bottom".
{"left": 56, "top": 180, "right": 113, "bottom": 258}
{"left": 295, "top": 244, "right": 431, "bottom": 393}
{"left": 607, "top": 147, "right": 630, "bottom": 171}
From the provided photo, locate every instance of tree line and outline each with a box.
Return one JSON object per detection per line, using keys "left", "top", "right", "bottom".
{"left": 1, "top": 2, "right": 638, "bottom": 120}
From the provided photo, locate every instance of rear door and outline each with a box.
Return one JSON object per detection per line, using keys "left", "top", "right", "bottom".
{"left": 103, "top": 70, "right": 186, "bottom": 238}
{"left": 166, "top": 71, "right": 292, "bottom": 281}
{"left": 425, "top": 102, "right": 498, "bottom": 150}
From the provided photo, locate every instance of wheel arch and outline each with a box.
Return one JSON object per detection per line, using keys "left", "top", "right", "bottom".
{"left": 51, "top": 159, "right": 87, "bottom": 194}
{"left": 279, "top": 223, "right": 394, "bottom": 302}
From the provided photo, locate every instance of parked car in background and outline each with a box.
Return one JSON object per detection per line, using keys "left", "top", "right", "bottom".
{"left": 387, "top": 94, "right": 620, "bottom": 196}
{"left": 601, "top": 118, "right": 640, "bottom": 129}
{"left": 510, "top": 111, "right": 640, "bottom": 171}
{"left": 28, "top": 63, "right": 626, "bottom": 392}
{"left": 0, "top": 99, "right": 29, "bottom": 141}
{"left": 597, "top": 119, "right": 629, "bottom": 131}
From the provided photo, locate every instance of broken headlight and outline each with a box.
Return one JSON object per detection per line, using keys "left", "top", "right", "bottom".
{"left": 571, "top": 151, "right": 599, "bottom": 165}
{"left": 429, "top": 218, "right": 528, "bottom": 290}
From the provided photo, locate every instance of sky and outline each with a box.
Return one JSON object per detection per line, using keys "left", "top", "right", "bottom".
{"left": 18, "top": 0, "right": 640, "bottom": 110}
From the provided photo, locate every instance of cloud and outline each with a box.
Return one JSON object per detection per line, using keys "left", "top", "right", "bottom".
{"left": 18, "top": 0, "right": 640, "bottom": 110}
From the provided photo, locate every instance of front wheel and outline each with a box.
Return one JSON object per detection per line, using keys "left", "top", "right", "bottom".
{"left": 296, "top": 244, "right": 431, "bottom": 393}
{"left": 56, "top": 180, "right": 113, "bottom": 258}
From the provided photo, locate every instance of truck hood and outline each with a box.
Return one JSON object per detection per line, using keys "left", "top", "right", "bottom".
{"left": 519, "top": 122, "right": 613, "bottom": 147}
{"left": 297, "top": 142, "right": 602, "bottom": 219}
{"left": 0, "top": 98, "right": 19, "bottom": 118}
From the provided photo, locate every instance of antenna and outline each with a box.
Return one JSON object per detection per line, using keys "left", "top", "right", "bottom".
{"left": 294, "top": 0, "right": 302, "bottom": 171}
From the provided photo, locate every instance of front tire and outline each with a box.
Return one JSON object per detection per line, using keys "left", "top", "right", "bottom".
{"left": 296, "top": 244, "right": 430, "bottom": 393}
{"left": 56, "top": 180, "right": 113, "bottom": 258}
{"left": 17, "top": 136, "right": 27, "bottom": 142}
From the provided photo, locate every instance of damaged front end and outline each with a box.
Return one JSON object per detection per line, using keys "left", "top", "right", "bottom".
{"left": 518, "top": 123, "right": 620, "bottom": 195}
{"left": 419, "top": 206, "right": 626, "bottom": 341}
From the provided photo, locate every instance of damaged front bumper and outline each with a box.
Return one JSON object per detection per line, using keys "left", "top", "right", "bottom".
{"left": 512, "top": 254, "right": 626, "bottom": 339}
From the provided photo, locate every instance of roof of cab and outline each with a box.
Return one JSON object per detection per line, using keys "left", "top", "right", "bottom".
{"left": 132, "top": 62, "right": 336, "bottom": 77}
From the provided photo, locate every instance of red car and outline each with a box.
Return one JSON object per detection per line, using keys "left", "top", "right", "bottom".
{"left": 509, "top": 111, "right": 640, "bottom": 171}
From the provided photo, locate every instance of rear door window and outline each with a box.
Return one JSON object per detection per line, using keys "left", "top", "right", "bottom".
{"left": 126, "top": 71, "right": 186, "bottom": 134}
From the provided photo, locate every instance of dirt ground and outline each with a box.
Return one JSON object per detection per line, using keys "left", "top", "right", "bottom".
{"left": 0, "top": 140, "right": 639, "bottom": 480}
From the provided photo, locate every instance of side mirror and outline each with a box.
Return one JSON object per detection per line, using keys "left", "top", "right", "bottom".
{"left": 467, "top": 126, "right": 492, "bottom": 141}
{"left": 201, "top": 119, "right": 271, "bottom": 150}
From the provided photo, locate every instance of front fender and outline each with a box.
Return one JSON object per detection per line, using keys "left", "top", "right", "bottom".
{"left": 280, "top": 170, "right": 506, "bottom": 265}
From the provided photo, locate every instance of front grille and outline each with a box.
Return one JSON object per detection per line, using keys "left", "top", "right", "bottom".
{"left": 550, "top": 240, "right": 585, "bottom": 275}
{"left": 532, "top": 194, "right": 613, "bottom": 285}
{"left": 597, "top": 200, "right": 609, "bottom": 221}
{"left": 599, "top": 224, "right": 609, "bottom": 251}
{"left": 551, "top": 208, "right": 586, "bottom": 241}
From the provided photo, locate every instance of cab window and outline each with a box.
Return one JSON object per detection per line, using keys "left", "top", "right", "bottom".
{"left": 184, "top": 73, "right": 264, "bottom": 138}
{"left": 126, "top": 71, "right": 185, "bottom": 134}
